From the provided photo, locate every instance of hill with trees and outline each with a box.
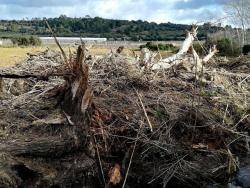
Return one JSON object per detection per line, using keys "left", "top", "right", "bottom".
{"left": 0, "top": 15, "right": 224, "bottom": 41}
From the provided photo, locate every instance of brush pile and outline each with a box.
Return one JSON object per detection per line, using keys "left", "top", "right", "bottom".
{"left": 0, "top": 30, "right": 249, "bottom": 188}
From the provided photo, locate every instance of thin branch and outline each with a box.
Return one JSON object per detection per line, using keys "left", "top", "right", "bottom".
{"left": 0, "top": 71, "right": 71, "bottom": 80}
{"left": 122, "top": 122, "right": 143, "bottom": 188}
{"left": 93, "top": 135, "right": 106, "bottom": 186}
{"left": 136, "top": 91, "right": 153, "bottom": 132}
{"left": 44, "top": 19, "right": 68, "bottom": 65}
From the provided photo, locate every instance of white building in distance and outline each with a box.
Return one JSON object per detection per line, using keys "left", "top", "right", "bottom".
{"left": 0, "top": 39, "right": 12, "bottom": 46}
{"left": 40, "top": 37, "right": 107, "bottom": 44}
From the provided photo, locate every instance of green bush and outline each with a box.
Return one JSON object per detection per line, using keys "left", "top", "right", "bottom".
{"left": 217, "top": 38, "right": 239, "bottom": 56}
{"left": 11, "top": 35, "right": 41, "bottom": 46}
{"left": 193, "top": 38, "right": 241, "bottom": 57}
{"left": 140, "top": 42, "right": 177, "bottom": 51}
{"left": 29, "top": 36, "right": 42, "bottom": 46}
{"left": 243, "top": 44, "right": 250, "bottom": 55}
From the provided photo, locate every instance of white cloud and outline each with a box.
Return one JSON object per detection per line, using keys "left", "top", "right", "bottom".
{"left": 0, "top": 0, "right": 226, "bottom": 24}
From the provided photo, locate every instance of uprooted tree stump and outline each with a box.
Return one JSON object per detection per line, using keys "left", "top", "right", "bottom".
{"left": 0, "top": 45, "right": 101, "bottom": 188}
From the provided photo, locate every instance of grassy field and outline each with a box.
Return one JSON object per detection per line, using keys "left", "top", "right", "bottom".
{"left": 0, "top": 45, "right": 109, "bottom": 67}
{"left": 0, "top": 46, "right": 46, "bottom": 67}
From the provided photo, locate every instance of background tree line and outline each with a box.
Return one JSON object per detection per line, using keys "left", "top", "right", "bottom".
{"left": 0, "top": 16, "right": 224, "bottom": 41}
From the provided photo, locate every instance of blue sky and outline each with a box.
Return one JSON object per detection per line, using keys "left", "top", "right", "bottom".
{"left": 0, "top": 0, "right": 227, "bottom": 24}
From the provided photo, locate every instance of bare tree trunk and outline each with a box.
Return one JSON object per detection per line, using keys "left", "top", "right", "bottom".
{"left": 152, "top": 26, "right": 198, "bottom": 70}
{"left": 60, "top": 45, "right": 93, "bottom": 125}
{"left": 151, "top": 26, "right": 218, "bottom": 72}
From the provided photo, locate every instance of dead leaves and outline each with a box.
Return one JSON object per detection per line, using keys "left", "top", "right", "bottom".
{"left": 108, "top": 164, "right": 122, "bottom": 185}
{"left": 191, "top": 143, "right": 208, "bottom": 149}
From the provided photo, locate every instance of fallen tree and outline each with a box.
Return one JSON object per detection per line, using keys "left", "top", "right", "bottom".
{"left": 150, "top": 26, "right": 218, "bottom": 72}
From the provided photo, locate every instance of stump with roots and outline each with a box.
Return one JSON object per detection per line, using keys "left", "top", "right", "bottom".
{"left": 0, "top": 45, "right": 99, "bottom": 188}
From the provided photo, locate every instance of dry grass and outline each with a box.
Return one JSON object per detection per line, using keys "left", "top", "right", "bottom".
{"left": 0, "top": 44, "right": 173, "bottom": 67}
{"left": 0, "top": 46, "right": 115, "bottom": 67}
{"left": 0, "top": 47, "right": 46, "bottom": 67}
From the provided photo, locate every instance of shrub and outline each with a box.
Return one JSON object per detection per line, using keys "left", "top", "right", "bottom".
{"left": 201, "top": 37, "right": 240, "bottom": 57}
{"left": 243, "top": 44, "right": 250, "bottom": 55}
{"left": 216, "top": 38, "right": 240, "bottom": 56}
{"left": 29, "top": 36, "right": 42, "bottom": 46}
{"left": 11, "top": 36, "right": 41, "bottom": 46}
{"left": 140, "top": 42, "right": 177, "bottom": 51}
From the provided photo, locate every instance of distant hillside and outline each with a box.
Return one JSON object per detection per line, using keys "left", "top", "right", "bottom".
{"left": 0, "top": 15, "right": 223, "bottom": 41}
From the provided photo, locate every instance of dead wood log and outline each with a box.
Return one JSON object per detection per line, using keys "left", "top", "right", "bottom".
{"left": 0, "top": 135, "right": 81, "bottom": 157}
{"left": 203, "top": 45, "right": 219, "bottom": 63}
{"left": 0, "top": 152, "right": 97, "bottom": 188}
{"left": 140, "top": 48, "right": 157, "bottom": 68}
{"left": 151, "top": 26, "right": 218, "bottom": 73}
{"left": 0, "top": 68, "right": 71, "bottom": 80}
{"left": 190, "top": 45, "right": 218, "bottom": 72}
{"left": 152, "top": 25, "right": 198, "bottom": 70}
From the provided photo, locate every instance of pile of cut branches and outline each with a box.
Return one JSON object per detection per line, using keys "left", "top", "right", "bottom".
{"left": 0, "top": 27, "right": 249, "bottom": 188}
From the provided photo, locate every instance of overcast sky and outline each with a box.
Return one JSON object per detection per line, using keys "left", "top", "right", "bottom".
{"left": 0, "top": 0, "right": 228, "bottom": 24}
